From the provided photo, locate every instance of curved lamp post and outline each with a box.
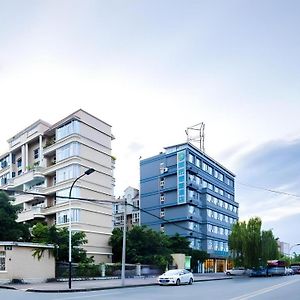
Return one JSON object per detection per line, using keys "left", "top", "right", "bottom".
{"left": 289, "top": 243, "right": 300, "bottom": 260}
{"left": 68, "top": 168, "right": 95, "bottom": 289}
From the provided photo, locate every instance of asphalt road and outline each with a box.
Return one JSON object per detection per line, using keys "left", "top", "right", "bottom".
{"left": 1, "top": 275, "right": 300, "bottom": 300}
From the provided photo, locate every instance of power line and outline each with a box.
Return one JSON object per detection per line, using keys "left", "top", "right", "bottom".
{"left": 0, "top": 188, "right": 223, "bottom": 239}
{"left": 0, "top": 188, "right": 115, "bottom": 204}
{"left": 125, "top": 201, "right": 219, "bottom": 239}
{"left": 236, "top": 181, "right": 300, "bottom": 198}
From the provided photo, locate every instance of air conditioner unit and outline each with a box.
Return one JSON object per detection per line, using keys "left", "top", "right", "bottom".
{"left": 163, "top": 167, "right": 168, "bottom": 173}
{"left": 160, "top": 180, "right": 165, "bottom": 187}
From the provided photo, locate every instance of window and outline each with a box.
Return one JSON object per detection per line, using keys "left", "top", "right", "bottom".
{"left": 56, "top": 120, "right": 80, "bottom": 140}
{"left": 56, "top": 209, "right": 80, "bottom": 224}
{"left": 0, "top": 173, "right": 9, "bottom": 186}
{"left": 56, "top": 187, "right": 80, "bottom": 204}
{"left": 160, "top": 179, "right": 165, "bottom": 187}
{"left": 207, "top": 194, "right": 212, "bottom": 202}
{"left": 189, "top": 205, "right": 195, "bottom": 214}
{"left": 0, "top": 251, "right": 5, "bottom": 271}
{"left": 160, "top": 194, "right": 165, "bottom": 204}
{"left": 226, "top": 177, "right": 234, "bottom": 187}
{"left": 195, "top": 158, "right": 200, "bottom": 167}
{"left": 207, "top": 240, "right": 213, "bottom": 250}
{"left": 188, "top": 153, "right": 194, "bottom": 163}
{"left": 213, "top": 240, "right": 218, "bottom": 250}
{"left": 132, "top": 212, "right": 139, "bottom": 224}
{"left": 56, "top": 142, "right": 80, "bottom": 162}
{"left": 160, "top": 208, "right": 165, "bottom": 218}
{"left": 56, "top": 165, "right": 80, "bottom": 183}
{"left": 160, "top": 224, "right": 165, "bottom": 233}
{"left": 17, "top": 158, "right": 22, "bottom": 168}
{"left": 34, "top": 148, "right": 39, "bottom": 160}
{"left": 0, "top": 156, "right": 9, "bottom": 170}
{"left": 202, "top": 161, "right": 208, "bottom": 172}
{"left": 214, "top": 170, "right": 224, "bottom": 181}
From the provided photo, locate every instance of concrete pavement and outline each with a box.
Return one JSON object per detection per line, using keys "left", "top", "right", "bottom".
{"left": 0, "top": 273, "right": 232, "bottom": 293}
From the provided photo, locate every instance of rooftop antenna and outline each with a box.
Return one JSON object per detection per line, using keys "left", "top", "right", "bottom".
{"left": 185, "top": 122, "right": 205, "bottom": 152}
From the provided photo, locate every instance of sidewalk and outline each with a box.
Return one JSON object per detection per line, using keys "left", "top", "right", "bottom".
{"left": 0, "top": 273, "right": 231, "bottom": 293}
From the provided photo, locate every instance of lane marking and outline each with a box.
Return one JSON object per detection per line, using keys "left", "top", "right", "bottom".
{"left": 230, "top": 278, "right": 300, "bottom": 300}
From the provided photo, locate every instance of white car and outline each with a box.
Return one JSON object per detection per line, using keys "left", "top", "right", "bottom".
{"left": 158, "top": 269, "right": 193, "bottom": 286}
{"left": 225, "top": 267, "right": 246, "bottom": 276}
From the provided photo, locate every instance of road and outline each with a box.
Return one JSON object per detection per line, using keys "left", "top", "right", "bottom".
{"left": 1, "top": 275, "right": 300, "bottom": 300}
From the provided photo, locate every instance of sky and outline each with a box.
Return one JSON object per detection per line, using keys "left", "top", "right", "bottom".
{"left": 0, "top": 0, "right": 300, "bottom": 252}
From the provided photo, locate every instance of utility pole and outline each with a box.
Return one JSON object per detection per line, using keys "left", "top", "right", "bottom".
{"left": 121, "top": 197, "right": 127, "bottom": 286}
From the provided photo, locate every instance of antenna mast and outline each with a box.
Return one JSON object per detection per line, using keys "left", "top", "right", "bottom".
{"left": 185, "top": 122, "right": 205, "bottom": 152}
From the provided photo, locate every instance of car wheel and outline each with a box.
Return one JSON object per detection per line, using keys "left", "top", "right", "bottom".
{"left": 226, "top": 272, "right": 231, "bottom": 275}
{"left": 176, "top": 279, "right": 180, "bottom": 286}
{"left": 188, "top": 278, "right": 193, "bottom": 285}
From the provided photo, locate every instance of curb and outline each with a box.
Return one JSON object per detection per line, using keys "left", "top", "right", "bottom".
{"left": 0, "top": 285, "right": 17, "bottom": 290}
{"left": 26, "top": 283, "right": 158, "bottom": 293}
{"left": 25, "top": 277, "right": 232, "bottom": 293}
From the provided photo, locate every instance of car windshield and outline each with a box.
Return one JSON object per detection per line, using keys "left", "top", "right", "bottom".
{"left": 163, "top": 270, "right": 182, "bottom": 276}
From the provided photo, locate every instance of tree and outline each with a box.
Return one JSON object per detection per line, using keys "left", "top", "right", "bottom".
{"left": 190, "top": 249, "right": 209, "bottom": 272}
{"left": 126, "top": 225, "right": 172, "bottom": 270}
{"left": 245, "top": 217, "right": 262, "bottom": 268}
{"left": 31, "top": 222, "right": 89, "bottom": 262}
{"left": 228, "top": 221, "right": 247, "bottom": 267}
{"left": 0, "top": 191, "right": 30, "bottom": 241}
{"left": 108, "top": 228, "right": 123, "bottom": 262}
{"left": 109, "top": 226, "right": 209, "bottom": 271}
{"left": 169, "top": 233, "right": 191, "bottom": 254}
{"left": 229, "top": 217, "right": 279, "bottom": 268}
{"left": 261, "top": 230, "right": 279, "bottom": 265}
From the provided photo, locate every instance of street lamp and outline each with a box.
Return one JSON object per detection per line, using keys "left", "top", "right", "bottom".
{"left": 68, "top": 168, "right": 95, "bottom": 289}
{"left": 289, "top": 243, "right": 300, "bottom": 260}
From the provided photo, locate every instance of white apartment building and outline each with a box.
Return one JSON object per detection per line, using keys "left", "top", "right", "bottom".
{"left": 113, "top": 186, "right": 140, "bottom": 229}
{"left": 0, "top": 109, "right": 115, "bottom": 263}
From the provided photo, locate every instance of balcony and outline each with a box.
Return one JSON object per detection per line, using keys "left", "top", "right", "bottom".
{"left": 17, "top": 207, "right": 46, "bottom": 223}
{"left": 8, "top": 167, "right": 45, "bottom": 188}
{"left": 14, "top": 190, "right": 45, "bottom": 205}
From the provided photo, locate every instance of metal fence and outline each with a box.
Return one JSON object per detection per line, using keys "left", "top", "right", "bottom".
{"left": 55, "top": 262, "right": 160, "bottom": 279}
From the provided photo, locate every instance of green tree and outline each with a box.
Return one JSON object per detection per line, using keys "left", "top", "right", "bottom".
{"left": 245, "top": 217, "right": 262, "bottom": 268}
{"left": 190, "top": 249, "right": 210, "bottom": 272}
{"left": 109, "top": 226, "right": 209, "bottom": 271}
{"left": 0, "top": 191, "right": 30, "bottom": 241}
{"left": 108, "top": 228, "right": 123, "bottom": 262}
{"left": 169, "top": 233, "right": 191, "bottom": 254}
{"left": 228, "top": 221, "right": 247, "bottom": 267}
{"left": 32, "top": 222, "right": 89, "bottom": 262}
{"left": 229, "top": 217, "right": 279, "bottom": 268}
{"left": 126, "top": 226, "right": 172, "bottom": 267}
{"left": 261, "top": 230, "right": 279, "bottom": 265}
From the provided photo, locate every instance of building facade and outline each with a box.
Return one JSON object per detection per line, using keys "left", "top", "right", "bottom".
{"left": 0, "top": 109, "right": 115, "bottom": 263}
{"left": 113, "top": 186, "right": 140, "bottom": 229}
{"left": 140, "top": 143, "right": 238, "bottom": 272}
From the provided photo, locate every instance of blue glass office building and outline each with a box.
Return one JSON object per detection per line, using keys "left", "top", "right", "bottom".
{"left": 140, "top": 143, "right": 238, "bottom": 272}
